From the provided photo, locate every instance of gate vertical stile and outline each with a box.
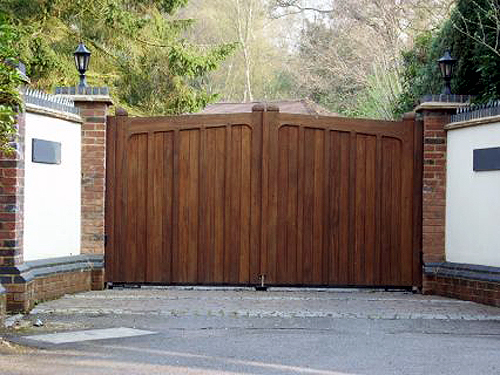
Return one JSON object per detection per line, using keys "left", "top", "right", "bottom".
{"left": 250, "top": 106, "right": 264, "bottom": 285}
{"left": 374, "top": 134, "right": 383, "bottom": 285}
{"left": 400, "top": 114, "right": 417, "bottom": 285}
{"left": 104, "top": 115, "right": 116, "bottom": 283}
{"left": 412, "top": 114, "right": 424, "bottom": 287}
{"left": 256, "top": 105, "right": 268, "bottom": 285}
{"left": 266, "top": 105, "right": 280, "bottom": 285}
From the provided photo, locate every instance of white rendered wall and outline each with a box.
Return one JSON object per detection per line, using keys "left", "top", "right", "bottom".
{"left": 24, "top": 111, "right": 81, "bottom": 261}
{"left": 446, "top": 122, "right": 500, "bottom": 267}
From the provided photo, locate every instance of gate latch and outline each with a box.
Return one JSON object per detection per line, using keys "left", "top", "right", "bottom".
{"left": 255, "top": 274, "right": 268, "bottom": 291}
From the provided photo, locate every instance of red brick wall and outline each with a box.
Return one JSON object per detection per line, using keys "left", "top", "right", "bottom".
{"left": 0, "top": 111, "right": 25, "bottom": 269}
{"left": 421, "top": 109, "right": 452, "bottom": 263}
{"left": 424, "top": 275, "right": 500, "bottom": 307}
{"left": 0, "top": 290, "right": 5, "bottom": 319}
{"left": 5, "top": 282, "right": 30, "bottom": 312}
{"left": 5, "top": 268, "right": 104, "bottom": 313}
{"left": 74, "top": 101, "right": 110, "bottom": 255}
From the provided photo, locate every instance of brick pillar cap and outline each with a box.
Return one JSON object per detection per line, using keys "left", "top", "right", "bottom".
{"left": 62, "top": 95, "right": 113, "bottom": 105}
{"left": 415, "top": 101, "right": 469, "bottom": 112}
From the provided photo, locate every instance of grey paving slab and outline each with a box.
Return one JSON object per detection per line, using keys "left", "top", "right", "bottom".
{"left": 25, "top": 327, "right": 156, "bottom": 344}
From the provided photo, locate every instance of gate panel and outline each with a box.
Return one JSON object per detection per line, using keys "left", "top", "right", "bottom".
{"left": 266, "top": 114, "right": 418, "bottom": 286}
{"left": 106, "top": 114, "right": 262, "bottom": 284}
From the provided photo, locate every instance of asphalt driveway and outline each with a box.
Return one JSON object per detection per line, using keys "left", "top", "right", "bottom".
{"left": 1, "top": 288, "right": 500, "bottom": 374}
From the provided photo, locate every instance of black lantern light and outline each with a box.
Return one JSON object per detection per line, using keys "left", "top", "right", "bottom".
{"left": 74, "top": 42, "right": 91, "bottom": 88}
{"left": 437, "top": 50, "right": 457, "bottom": 95}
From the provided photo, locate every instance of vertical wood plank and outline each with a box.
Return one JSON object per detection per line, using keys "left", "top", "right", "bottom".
{"left": 287, "top": 127, "right": 299, "bottom": 284}
{"left": 125, "top": 137, "right": 137, "bottom": 283}
{"left": 390, "top": 139, "right": 402, "bottom": 285}
{"left": 338, "top": 132, "right": 350, "bottom": 284}
{"left": 187, "top": 130, "right": 200, "bottom": 282}
{"left": 355, "top": 135, "right": 366, "bottom": 285}
{"left": 312, "top": 130, "right": 324, "bottom": 284}
{"left": 224, "top": 125, "right": 232, "bottom": 283}
{"left": 198, "top": 127, "right": 208, "bottom": 284}
{"left": 171, "top": 129, "right": 180, "bottom": 283}
{"left": 204, "top": 129, "right": 215, "bottom": 283}
{"left": 239, "top": 126, "right": 252, "bottom": 283}
{"left": 348, "top": 132, "right": 357, "bottom": 284}
{"left": 163, "top": 132, "right": 174, "bottom": 283}
{"left": 137, "top": 135, "right": 148, "bottom": 283}
{"left": 178, "top": 130, "right": 190, "bottom": 283}
{"left": 214, "top": 127, "right": 226, "bottom": 283}
{"left": 296, "top": 126, "right": 305, "bottom": 285}
{"left": 240, "top": 126, "right": 252, "bottom": 283}
{"left": 277, "top": 127, "right": 289, "bottom": 283}
{"left": 329, "top": 131, "right": 340, "bottom": 284}
{"left": 381, "top": 137, "right": 393, "bottom": 285}
{"left": 146, "top": 132, "right": 159, "bottom": 283}
{"left": 322, "top": 130, "right": 331, "bottom": 285}
{"left": 303, "top": 128, "right": 314, "bottom": 284}
{"left": 364, "top": 136, "right": 377, "bottom": 285}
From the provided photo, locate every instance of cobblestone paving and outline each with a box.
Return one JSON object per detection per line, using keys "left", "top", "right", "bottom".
{"left": 31, "top": 288, "right": 500, "bottom": 321}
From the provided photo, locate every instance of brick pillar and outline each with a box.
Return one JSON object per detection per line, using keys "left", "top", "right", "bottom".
{"left": 0, "top": 110, "right": 28, "bottom": 312}
{"left": 67, "top": 92, "right": 113, "bottom": 255}
{"left": 415, "top": 102, "right": 463, "bottom": 264}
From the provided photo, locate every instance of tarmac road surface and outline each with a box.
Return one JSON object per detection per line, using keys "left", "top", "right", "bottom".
{"left": 1, "top": 288, "right": 499, "bottom": 375}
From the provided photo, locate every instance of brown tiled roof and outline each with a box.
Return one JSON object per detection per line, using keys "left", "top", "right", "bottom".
{"left": 198, "top": 99, "right": 338, "bottom": 116}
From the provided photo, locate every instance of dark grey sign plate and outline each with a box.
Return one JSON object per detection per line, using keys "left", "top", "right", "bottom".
{"left": 473, "top": 147, "right": 500, "bottom": 171}
{"left": 32, "top": 139, "right": 61, "bottom": 164}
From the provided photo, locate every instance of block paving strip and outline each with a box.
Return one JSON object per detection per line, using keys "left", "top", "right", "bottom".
{"left": 29, "top": 289, "right": 500, "bottom": 321}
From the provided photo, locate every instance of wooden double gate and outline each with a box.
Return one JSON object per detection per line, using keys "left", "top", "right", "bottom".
{"left": 105, "top": 105, "right": 422, "bottom": 287}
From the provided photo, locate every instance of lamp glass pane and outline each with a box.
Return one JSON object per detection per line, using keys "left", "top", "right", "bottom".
{"left": 79, "top": 55, "right": 86, "bottom": 70}
{"left": 445, "top": 64, "right": 453, "bottom": 78}
{"left": 439, "top": 62, "right": 446, "bottom": 78}
{"left": 83, "top": 54, "right": 90, "bottom": 70}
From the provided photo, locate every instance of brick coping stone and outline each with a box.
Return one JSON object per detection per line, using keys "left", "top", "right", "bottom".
{"left": 424, "top": 262, "right": 500, "bottom": 283}
{"left": 1, "top": 254, "right": 103, "bottom": 284}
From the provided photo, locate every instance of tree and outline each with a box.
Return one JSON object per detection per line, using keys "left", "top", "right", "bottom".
{"left": 271, "top": 0, "right": 453, "bottom": 118}
{"left": 1, "top": 0, "right": 236, "bottom": 115}
{"left": 395, "top": 0, "right": 500, "bottom": 117}
{"left": 0, "top": 18, "right": 23, "bottom": 151}
{"left": 180, "top": 0, "right": 296, "bottom": 102}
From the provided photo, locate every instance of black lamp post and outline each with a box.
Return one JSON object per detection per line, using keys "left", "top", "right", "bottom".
{"left": 74, "top": 42, "right": 91, "bottom": 89}
{"left": 438, "top": 50, "right": 457, "bottom": 95}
